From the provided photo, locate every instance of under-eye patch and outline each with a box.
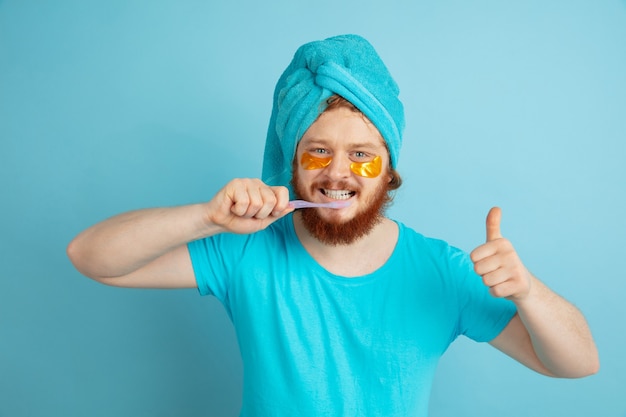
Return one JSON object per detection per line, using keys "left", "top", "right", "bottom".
{"left": 350, "top": 156, "right": 382, "bottom": 178}
{"left": 300, "top": 152, "right": 332, "bottom": 170}
{"left": 300, "top": 152, "right": 382, "bottom": 178}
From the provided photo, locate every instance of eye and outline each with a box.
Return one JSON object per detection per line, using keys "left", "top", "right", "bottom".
{"left": 313, "top": 148, "right": 329, "bottom": 155}
{"left": 351, "top": 151, "right": 370, "bottom": 161}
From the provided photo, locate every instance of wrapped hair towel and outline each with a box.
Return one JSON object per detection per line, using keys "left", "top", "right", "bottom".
{"left": 261, "top": 34, "right": 405, "bottom": 191}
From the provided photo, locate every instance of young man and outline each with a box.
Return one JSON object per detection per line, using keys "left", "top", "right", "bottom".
{"left": 67, "top": 35, "right": 598, "bottom": 416}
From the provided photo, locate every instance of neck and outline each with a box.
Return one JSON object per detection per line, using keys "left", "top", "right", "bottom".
{"left": 293, "top": 212, "right": 398, "bottom": 277}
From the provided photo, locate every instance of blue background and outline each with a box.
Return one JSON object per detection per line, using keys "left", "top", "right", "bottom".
{"left": 1, "top": 1, "right": 625, "bottom": 416}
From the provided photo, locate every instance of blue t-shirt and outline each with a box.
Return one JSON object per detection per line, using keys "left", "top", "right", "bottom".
{"left": 188, "top": 214, "right": 516, "bottom": 417}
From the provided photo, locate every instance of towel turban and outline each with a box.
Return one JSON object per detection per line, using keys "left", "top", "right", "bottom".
{"left": 261, "top": 34, "right": 405, "bottom": 192}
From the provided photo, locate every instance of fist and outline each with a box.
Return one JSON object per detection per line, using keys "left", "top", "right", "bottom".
{"left": 470, "top": 207, "right": 531, "bottom": 301}
{"left": 206, "top": 178, "right": 293, "bottom": 235}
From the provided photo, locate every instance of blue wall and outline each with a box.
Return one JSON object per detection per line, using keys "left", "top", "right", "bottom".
{"left": 1, "top": 1, "right": 625, "bottom": 416}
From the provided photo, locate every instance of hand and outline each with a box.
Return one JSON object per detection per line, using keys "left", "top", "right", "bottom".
{"left": 205, "top": 178, "right": 294, "bottom": 235}
{"left": 470, "top": 207, "right": 531, "bottom": 301}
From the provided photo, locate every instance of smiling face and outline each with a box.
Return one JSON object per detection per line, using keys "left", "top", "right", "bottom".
{"left": 291, "top": 105, "right": 393, "bottom": 245}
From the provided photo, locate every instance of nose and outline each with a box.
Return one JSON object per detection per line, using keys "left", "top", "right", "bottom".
{"left": 324, "top": 153, "right": 351, "bottom": 180}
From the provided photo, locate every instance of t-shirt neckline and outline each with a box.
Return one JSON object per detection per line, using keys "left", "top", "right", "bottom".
{"left": 283, "top": 213, "right": 403, "bottom": 284}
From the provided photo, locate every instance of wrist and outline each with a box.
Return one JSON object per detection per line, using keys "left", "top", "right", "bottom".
{"left": 510, "top": 273, "right": 540, "bottom": 309}
{"left": 195, "top": 202, "right": 227, "bottom": 239}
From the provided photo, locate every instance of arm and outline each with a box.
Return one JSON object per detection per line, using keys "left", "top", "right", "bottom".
{"left": 470, "top": 207, "right": 599, "bottom": 378}
{"left": 66, "top": 178, "right": 293, "bottom": 288}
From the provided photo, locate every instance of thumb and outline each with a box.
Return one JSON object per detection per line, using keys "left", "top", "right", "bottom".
{"left": 486, "top": 206, "right": 503, "bottom": 242}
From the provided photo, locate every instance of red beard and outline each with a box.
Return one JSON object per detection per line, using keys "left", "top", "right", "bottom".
{"left": 291, "top": 170, "right": 390, "bottom": 246}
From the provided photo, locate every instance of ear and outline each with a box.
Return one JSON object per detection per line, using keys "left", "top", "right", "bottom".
{"left": 386, "top": 167, "right": 402, "bottom": 191}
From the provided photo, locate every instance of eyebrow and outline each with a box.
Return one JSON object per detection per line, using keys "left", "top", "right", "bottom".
{"left": 300, "top": 137, "right": 385, "bottom": 151}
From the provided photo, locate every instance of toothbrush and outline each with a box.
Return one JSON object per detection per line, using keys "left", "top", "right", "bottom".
{"left": 288, "top": 200, "right": 352, "bottom": 209}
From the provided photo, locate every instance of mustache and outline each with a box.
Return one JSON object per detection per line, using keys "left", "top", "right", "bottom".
{"left": 312, "top": 180, "right": 359, "bottom": 191}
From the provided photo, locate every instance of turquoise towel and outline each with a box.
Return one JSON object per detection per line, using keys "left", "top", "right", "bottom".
{"left": 262, "top": 34, "right": 405, "bottom": 191}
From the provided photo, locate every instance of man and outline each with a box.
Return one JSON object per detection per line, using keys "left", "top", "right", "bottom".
{"left": 67, "top": 35, "right": 598, "bottom": 416}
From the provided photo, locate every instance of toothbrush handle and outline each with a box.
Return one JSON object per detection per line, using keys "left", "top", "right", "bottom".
{"left": 288, "top": 200, "right": 350, "bottom": 209}
{"left": 288, "top": 200, "right": 315, "bottom": 209}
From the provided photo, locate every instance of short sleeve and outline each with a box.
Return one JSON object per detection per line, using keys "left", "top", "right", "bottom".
{"left": 187, "top": 233, "right": 247, "bottom": 300}
{"left": 449, "top": 248, "right": 517, "bottom": 342}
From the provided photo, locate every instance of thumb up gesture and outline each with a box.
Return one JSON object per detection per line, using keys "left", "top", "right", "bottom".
{"left": 470, "top": 207, "right": 532, "bottom": 301}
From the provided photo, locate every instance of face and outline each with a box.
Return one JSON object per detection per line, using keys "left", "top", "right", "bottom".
{"left": 292, "top": 106, "right": 392, "bottom": 245}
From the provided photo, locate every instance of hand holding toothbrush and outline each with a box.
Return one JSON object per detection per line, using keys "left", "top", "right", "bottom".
{"left": 205, "top": 178, "right": 350, "bottom": 236}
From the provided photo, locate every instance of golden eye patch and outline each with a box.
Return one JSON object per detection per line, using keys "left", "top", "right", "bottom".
{"left": 350, "top": 155, "right": 382, "bottom": 178}
{"left": 300, "top": 152, "right": 382, "bottom": 178}
{"left": 300, "top": 152, "right": 332, "bottom": 170}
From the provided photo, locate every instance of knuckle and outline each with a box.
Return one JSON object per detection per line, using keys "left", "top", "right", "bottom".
{"left": 230, "top": 177, "right": 246, "bottom": 187}
{"left": 247, "top": 200, "right": 263, "bottom": 212}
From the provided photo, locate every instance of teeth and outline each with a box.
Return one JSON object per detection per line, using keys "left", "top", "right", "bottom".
{"left": 323, "top": 189, "right": 352, "bottom": 200}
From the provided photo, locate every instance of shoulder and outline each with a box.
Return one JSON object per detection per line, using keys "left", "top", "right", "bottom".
{"left": 395, "top": 221, "right": 463, "bottom": 254}
{"left": 393, "top": 221, "right": 472, "bottom": 271}
{"left": 190, "top": 214, "right": 294, "bottom": 258}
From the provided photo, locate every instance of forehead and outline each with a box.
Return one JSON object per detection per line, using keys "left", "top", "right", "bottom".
{"left": 298, "top": 107, "right": 387, "bottom": 150}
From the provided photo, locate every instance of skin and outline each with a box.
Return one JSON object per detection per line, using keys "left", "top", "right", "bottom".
{"left": 474, "top": 207, "right": 599, "bottom": 377}
{"left": 67, "top": 107, "right": 599, "bottom": 378}
{"left": 291, "top": 107, "right": 399, "bottom": 276}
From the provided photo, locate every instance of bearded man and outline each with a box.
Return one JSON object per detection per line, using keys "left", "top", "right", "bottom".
{"left": 67, "top": 35, "right": 598, "bottom": 417}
